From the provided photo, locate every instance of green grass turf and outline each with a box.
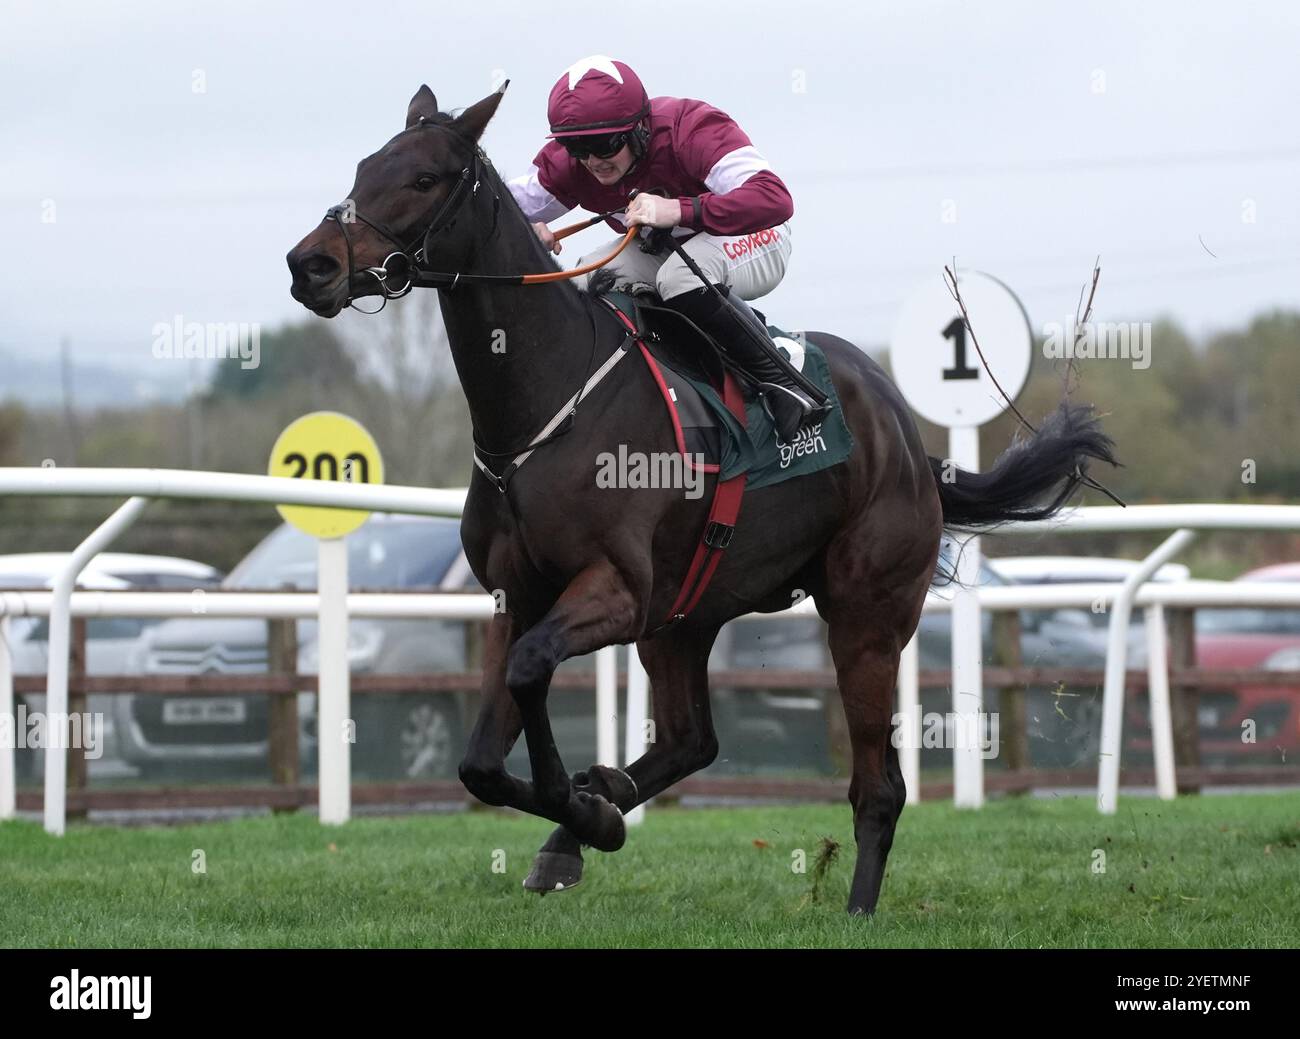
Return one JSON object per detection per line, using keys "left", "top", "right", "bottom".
{"left": 1, "top": 794, "right": 1297, "bottom": 948}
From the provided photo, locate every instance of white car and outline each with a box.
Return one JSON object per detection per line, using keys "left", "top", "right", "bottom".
{"left": 0, "top": 553, "right": 223, "bottom": 590}
{"left": 0, "top": 553, "right": 223, "bottom": 779}
{"left": 986, "top": 556, "right": 1191, "bottom": 586}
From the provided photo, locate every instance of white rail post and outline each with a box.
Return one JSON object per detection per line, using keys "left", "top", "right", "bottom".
{"left": 897, "top": 632, "right": 921, "bottom": 804}
{"left": 1097, "top": 528, "right": 1196, "bottom": 814}
{"left": 596, "top": 646, "right": 619, "bottom": 768}
{"left": 950, "top": 425, "right": 984, "bottom": 808}
{"left": 1144, "top": 604, "right": 1177, "bottom": 800}
{"left": 624, "top": 645, "right": 649, "bottom": 825}
{"left": 44, "top": 496, "right": 150, "bottom": 835}
{"left": 1, "top": 615, "right": 14, "bottom": 819}
{"left": 317, "top": 537, "right": 351, "bottom": 825}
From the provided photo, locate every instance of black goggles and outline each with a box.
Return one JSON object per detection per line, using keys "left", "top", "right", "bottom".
{"left": 558, "top": 131, "right": 630, "bottom": 160}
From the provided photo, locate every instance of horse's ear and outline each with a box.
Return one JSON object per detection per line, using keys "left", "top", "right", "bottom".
{"left": 452, "top": 82, "right": 508, "bottom": 142}
{"left": 406, "top": 85, "right": 440, "bottom": 128}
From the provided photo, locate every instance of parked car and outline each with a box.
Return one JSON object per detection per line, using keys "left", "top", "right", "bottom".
{"left": 988, "top": 557, "right": 1191, "bottom": 585}
{"left": 0, "top": 553, "right": 223, "bottom": 781}
{"left": 988, "top": 555, "right": 1191, "bottom": 667}
{"left": 0, "top": 553, "right": 223, "bottom": 592}
{"left": 120, "top": 515, "right": 471, "bottom": 781}
{"left": 982, "top": 555, "right": 1210, "bottom": 767}
{"left": 703, "top": 542, "right": 1120, "bottom": 776}
{"left": 910, "top": 545, "right": 1124, "bottom": 768}
{"left": 1126, "top": 563, "right": 1300, "bottom": 767}
{"left": 705, "top": 613, "right": 836, "bottom": 774}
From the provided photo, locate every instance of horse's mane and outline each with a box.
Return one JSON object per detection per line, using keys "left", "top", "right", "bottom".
{"left": 414, "top": 112, "right": 573, "bottom": 286}
{"left": 480, "top": 149, "right": 568, "bottom": 279}
{"left": 392, "top": 110, "right": 600, "bottom": 335}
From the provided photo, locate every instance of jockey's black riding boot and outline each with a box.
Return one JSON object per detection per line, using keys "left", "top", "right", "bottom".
{"left": 666, "top": 286, "right": 833, "bottom": 444}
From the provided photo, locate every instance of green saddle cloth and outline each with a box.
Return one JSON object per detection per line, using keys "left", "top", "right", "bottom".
{"left": 600, "top": 290, "right": 853, "bottom": 490}
{"left": 677, "top": 329, "right": 854, "bottom": 490}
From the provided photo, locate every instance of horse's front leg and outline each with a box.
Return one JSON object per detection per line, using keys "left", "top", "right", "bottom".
{"left": 458, "top": 611, "right": 540, "bottom": 811}
{"left": 507, "top": 562, "right": 641, "bottom": 853}
{"left": 525, "top": 624, "right": 719, "bottom": 893}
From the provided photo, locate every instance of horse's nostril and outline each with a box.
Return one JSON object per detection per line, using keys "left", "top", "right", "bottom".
{"left": 289, "top": 248, "right": 340, "bottom": 284}
{"left": 303, "top": 253, "right": 339, "bottom": 279}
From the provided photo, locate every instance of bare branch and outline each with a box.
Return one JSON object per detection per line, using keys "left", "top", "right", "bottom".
{"left": 943, "top": 261, "right": 1039, "bottom": 436}
{"left": 942, "top": 259, "right": 1124, "bottom": 507}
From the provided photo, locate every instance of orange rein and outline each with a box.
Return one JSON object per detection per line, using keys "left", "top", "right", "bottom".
{"left": 518, "top": 221, "right": 638, "bottom": 285}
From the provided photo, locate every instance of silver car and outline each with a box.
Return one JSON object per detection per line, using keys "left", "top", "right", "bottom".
{"left": 0, "top": 553, "right": 223, "bottom": 781}
{"left": 118, "top": 515, "right": 472, "bottom": 780}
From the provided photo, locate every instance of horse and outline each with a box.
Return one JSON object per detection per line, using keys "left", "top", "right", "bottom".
{"left": 286, "top": 84, "right": 1117, "bottom": 915}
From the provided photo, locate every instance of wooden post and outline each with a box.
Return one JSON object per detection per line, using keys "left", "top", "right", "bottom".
{"left": 1167, "top": 607, "right": 1200, "bottom": 794}
{"left": 66, "top": 617, "right": 88, "bottom": 819}
{"left": 266, "top": 618, "right": 300, "bottom": 810}
{"left": 992, "top": 611, "right": 1027, "bottom": 790}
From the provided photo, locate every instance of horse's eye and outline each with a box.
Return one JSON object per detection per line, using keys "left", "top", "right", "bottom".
{"left": 415, "top": 174, "right": 440, "bottom": 192}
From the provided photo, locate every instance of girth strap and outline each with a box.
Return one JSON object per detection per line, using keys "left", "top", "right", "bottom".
{"left": 598, "top": 293, "right": 751, "bottom": 632}
{"left": 652, "top": 369, "right": 749, "bottom": 633}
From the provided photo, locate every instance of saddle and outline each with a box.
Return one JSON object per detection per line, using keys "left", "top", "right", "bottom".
{"left": 589, "top": 266, "right": 749, "bottom": 393}
{"left": 594, "top": 281, "right": 734, "bottom": 471}
{"left": 587, "top": 281, "right": 853, "bottom": 632}
{"left": 592, "top": 277, "right": 851, "bottom": 475}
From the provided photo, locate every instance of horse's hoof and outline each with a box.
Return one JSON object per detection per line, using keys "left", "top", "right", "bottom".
{"left": 574, "top": 764, "right": 639, "bottom": 812}
{"left": 523, "top": 850, "right": 585, "bottom": 895}
{"left": 573, "top": 791, "right": 626, "bottom": 853}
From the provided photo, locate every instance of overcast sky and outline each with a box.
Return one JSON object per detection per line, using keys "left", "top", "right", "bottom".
{"left": 2, "top": 0, "right": 1297, "bottom": 401}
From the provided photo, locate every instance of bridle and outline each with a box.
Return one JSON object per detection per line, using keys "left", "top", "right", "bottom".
{"left": 324, "top": 139, "right": 637, "bottom": 313}
{"left": 317, "top": 130, "right": 653, "bottom": 492}
{"left": 325, "top": 145, "right": 492, "bottom": 313}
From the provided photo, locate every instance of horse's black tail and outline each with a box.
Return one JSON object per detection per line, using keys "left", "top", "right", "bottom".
{"left": 928, "top": 402, "right": 1118, "bottom": 531}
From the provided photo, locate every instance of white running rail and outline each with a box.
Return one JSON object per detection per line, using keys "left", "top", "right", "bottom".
{"left": 1, "top": 468, "right": 1299, "bottom": 828}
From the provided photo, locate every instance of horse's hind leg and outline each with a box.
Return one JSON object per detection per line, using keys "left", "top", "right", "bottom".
{"left": 817, "top": 493, "right": 936, "bottom": 913}
{"left": 821, "top": 603, "right": 917, "bottom": 915}
{"left": 525, "top": 624, "right": 721, "bottom": 893}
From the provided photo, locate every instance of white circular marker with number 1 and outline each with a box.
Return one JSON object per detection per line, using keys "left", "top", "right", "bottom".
{"left": 269, "top": 412, "right": 385, "bottom": 826}
{"left": 890, "top": 271, "right": 1032, "bottom": 428}
{"left": 891, "top": 272, "right": 1032, "bottom": 810}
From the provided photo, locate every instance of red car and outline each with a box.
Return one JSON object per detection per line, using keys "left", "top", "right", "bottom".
{"left": 1130, "top": 564, "right": 1300, "bottom": 766}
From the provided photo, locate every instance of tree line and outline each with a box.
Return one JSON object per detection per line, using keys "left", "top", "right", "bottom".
{"left": 0, "top": 303, "right": 1296, "bottom": 576}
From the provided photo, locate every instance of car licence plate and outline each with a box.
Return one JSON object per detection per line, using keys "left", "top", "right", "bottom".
{"left": 162, "top": 698, "right": 247, "bottom": 725}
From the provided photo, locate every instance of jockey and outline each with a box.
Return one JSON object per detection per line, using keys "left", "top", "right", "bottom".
{"left": 506, "top": 54, "right": 831, "bottom": 444}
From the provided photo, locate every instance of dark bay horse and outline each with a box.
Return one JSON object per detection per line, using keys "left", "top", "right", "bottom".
{"left": 286, "top": 84, "right": 1116, "bottom": 914}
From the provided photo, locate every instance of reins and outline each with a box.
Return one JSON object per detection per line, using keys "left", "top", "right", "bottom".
{"left": 322, "top": 147, "right": 665, "bottom": 493}
{"left": 325, "top": 147, "right": 638, "bottom": 312}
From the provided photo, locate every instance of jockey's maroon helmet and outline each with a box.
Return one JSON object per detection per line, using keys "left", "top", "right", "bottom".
{"left": 546, "top": 55, "right": 650, "bottom": 137}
